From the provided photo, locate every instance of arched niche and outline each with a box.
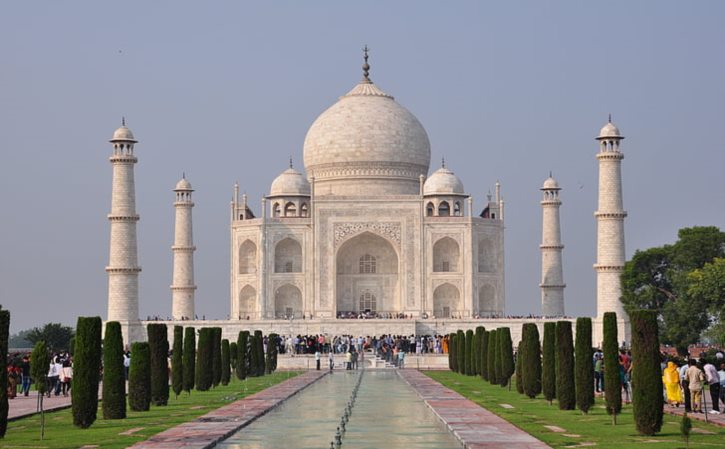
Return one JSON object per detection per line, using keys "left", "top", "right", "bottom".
{"left": 275, "top": 284, "right": 302, "bottom": 319}
{"left": 433, "top": 283, "right": 460, "bottom": 318}
{"left": 274, "top": 237, "right": 302, "bottom": 273}
{"left": 478, "top": 284, "right": 496, "bottom": 316}
{"left": 433, "top": 237, "right": 460, "bottom": 272}
{"left": 238, "top": 285, "right": 256, "bottom": 319}
{"left": 238, "top": 240, "right": 257, "bottom": 274}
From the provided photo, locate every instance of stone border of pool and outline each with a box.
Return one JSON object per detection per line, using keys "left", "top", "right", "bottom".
{"left": 399, "top": 370, "right": 552, "bottom": 449}
{"left": 130, "top": 370, "right": 328, "bottom": 449}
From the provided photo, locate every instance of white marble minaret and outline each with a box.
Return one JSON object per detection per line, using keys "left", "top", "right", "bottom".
{"left": 171, "top": 175, "right": 196, "bottom": 320}
{"left": 594, "top": 117, "right": 629, "bottom": 340}
{"left": 540, "top": 174, "right": 565, "bottom": 317}
{"left": 106, "top": 120, "right": 141, "bottom": 338}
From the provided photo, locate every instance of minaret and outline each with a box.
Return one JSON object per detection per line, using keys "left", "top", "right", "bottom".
{"left": 540, "top": 174, "right": 565, "bottom": 317}
{"left": 594, "top": 117, "right": 629, "bottom": 328}
{"left": 171, "top": 175, "right": 197, "bottom": 320}
{"left": 106, "top": 119, "right": 141, "bottom": 336}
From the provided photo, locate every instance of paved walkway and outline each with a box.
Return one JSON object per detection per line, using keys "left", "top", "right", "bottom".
{"left": 663, "top": 396, "right": 725, "bottom": 427}
{"left": 130, "top": 370, "right": 327, "bottom": 449}
{"left": 399, "top": 370, "right": 551, "bottom": 449}
{"left": 8, "top": 392, "right": 77, "bottom": 420}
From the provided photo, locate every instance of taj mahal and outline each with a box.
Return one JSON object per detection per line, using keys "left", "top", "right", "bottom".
{"left": 105, "top": 50, "right": 629, "bottom": 346}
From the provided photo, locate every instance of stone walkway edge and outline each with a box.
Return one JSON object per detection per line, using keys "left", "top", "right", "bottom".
{"left": 131, "top": 370, "right": 328, "bottom": 449}
{"left": 399, "top": 370, "right": 552, "bottom": 449}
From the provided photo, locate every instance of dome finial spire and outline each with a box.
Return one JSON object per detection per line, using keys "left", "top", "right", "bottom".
{"left": 121, "top": 116, "right": 126, "bottom": 127}
{"left": 441, "top": 157, "right": 446, "bottom": 169}
{"left": 362, "top": 45, "right": 371, "bottom": 83}
{"left": 608, "top": 113, "right": 612, "bottom": 123}
{"left": 289, "top": 156, "right": 293, "bottom": 169}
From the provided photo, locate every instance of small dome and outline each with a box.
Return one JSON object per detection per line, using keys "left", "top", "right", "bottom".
{"left": 597, "top": 120, "right": 621, "bottom": 139}
{"left": 542, "top": 176, "right": 559, "bottom": 190}
{"left": 424, "top": 166, "right": 464, "bottom": 195}
{"left": 270, "top": 167, "right": 310, "bottom": 197}
{"left": 110, "top": 125, "right": 137, "bottom": 142}
{"left": 175, "top": 177, "right": 192, "bottom": 191}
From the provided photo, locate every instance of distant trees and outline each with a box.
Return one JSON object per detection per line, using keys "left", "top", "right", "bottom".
{"left": 603, "top": 312, "right": 622, "bottom": 422}
{"left": 128, "top": 342, "right": 151, "bottom": 411}
{"left": 25, "top": 323, "right": 75, "bottom": 352}
{"left": 72, "top": 316, "right": 102, "bottom": 428}
{"left": 575, "top": 318, "right": 594, "bottom": 413}
{"left": 555, "top": 321, "right": 575, "bottom": 410}
{"left": 147, "top": 324, "right": 169, "bottom": 406}
{"left": 172, "top": 326, "right": 184, "bottom": 398}
{"left": 631, "top": 310, "right": 663, "bottom": 435}
{"left": 102, "top": 322, "right": 126, "bottom": 419}
{"left": 182, "top": 327, "right": 196, "bottom": 393}
{"left": 541, "top": 322, "right": 556, "bottom": 405}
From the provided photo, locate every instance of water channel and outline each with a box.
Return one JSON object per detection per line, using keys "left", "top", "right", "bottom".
{"left": 218, "top": 370, "right": 462, "bottom": 449}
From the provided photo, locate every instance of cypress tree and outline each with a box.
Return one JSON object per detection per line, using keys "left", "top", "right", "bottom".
{"left": 102, "top": 321, "right": 126, "bottom": 419}
{"left": 555, "top": 320, "right": 575, "bottom": 410}
{"left": 603, "top": 312, "right": 622, "bottom": 420}
{"left": 255, "top": 330, "right": 266, "bottom": 376}
{"left": 182, "top": 327, "right": 196, "bottom": 393}
{"left": 456, "top": 330, "right": 465, "bottom": 374}
{"left": 465, "top": 329, "right": 474, "bottom": 375}
{"left": 630, "top": 310, "right": 663, "bottom": 436}
{"left": 521, "top": 323, "right": 542, "bottom": 398}
{"left": 72, "top": 316, "right": 102, "bottom": 428}
{"left": 230, "top": 341, "right": 238, "bottom": 369}
{"left": 475, "top": 327, "right": 485, "bottom": 376}
{"left": 498, "top": 327, "right": 514, "bottom": 387}
{"left": 249, "top": 332, "right": 260, "bottom": 377}
{"left": 448, "top": 333, "right": 456, "bottom": 371}
{"left": 212, "top": 327, "right": 222, "bottom": 387}
{"left": 128, "top": 342, "right": 151, "bottom": 411}
{"left": 30, "top": 341, "right": 50, "bottom": 397}
{"left": 515, "top": 342, "right": 524, "bottom": 394}
{"left": 488, "top": 329, "right": 498, "bottom": 384}
{"left": 266, "top": 333, "right": 278, "bottom": 373}
{"left": 171, "top": 326, "right": 183, "bottom": 398}
{"left": 195, "top": 328, "right": 213, "bottom": 390}
{"left": 542, "top": 322, "right": 557, "bottom": 404}
{"left": 236, "top": 331, "right": 249, "bottom": 380}
{"left": 575, "top": 317, "right": 594, "bottom": 414}
{"left": 480, "top": 330, "right": 489, "bottom": 380}
{"left": 147, "top": 323, "right": 169, "bottom": 406}
{"left": 0, "top": 310, "right": 9, "bottom": 437}
{"left": 221, "top": 339, "right": 231, "bottom": 385}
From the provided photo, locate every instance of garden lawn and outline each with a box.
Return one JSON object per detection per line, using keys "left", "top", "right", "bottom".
{"left": 426, "top": 371, "right": 725, "bottom": 449}
{"left": 1, "top": 372, "right": 299, "bottom": 449}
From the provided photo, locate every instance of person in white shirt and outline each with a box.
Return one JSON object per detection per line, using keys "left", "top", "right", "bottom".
{"left": 703, "top": 361, "right": 721, "bottom": 414}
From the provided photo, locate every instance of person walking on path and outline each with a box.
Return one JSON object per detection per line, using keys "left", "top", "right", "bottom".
{"left": 663, "top": 361, "right": 683, "bottom": 407}
{"left": 398, "top": 350, "right": 405, "bottom": 369}
{"left": 680, "top": 362, "right": 692, "bottom": 413}
{"left": 20, "top": 355, "right": 31, "bottom": 396}
{"left": 328, "top": 351, "right": 334, "bottom": 371}
{"left": 703, "top": 360, "right": 721, "bottom": 414}
{"left": 685, "top": 359, "right": 706, "bottom": 413}
{"left": 345, "top": 350, "right": 352, "bottom": 370}
{"left": 315, "top": 350, "right": 321, "bottom": 371}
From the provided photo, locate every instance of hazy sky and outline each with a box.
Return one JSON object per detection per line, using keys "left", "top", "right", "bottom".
{"left": 1, "top": 2, "right": 723, "bottom": 333}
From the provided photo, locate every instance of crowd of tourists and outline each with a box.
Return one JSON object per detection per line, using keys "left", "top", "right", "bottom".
{"left": 278, "top": 334, "right": 450, "bottom": 356}
{"left": 6, "top": 351, "right": 73, "bottom": 399}
{"left": 661, "top": 356, "right": 724, "bottom": 414}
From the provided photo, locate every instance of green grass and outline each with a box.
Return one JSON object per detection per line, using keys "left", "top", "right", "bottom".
{"left": 426, "top": 371, "right": 725, "bottom": 449}
{"left": 1, "top": 372, "right": 299, "bottom": 449}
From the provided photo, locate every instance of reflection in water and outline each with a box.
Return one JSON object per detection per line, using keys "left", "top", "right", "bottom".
{"left": 218, "top": 370, "right": 461, "bottom": 449}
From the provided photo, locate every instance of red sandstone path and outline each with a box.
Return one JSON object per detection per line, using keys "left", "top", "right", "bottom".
{"left": 399, "top": 370, "right": 551, "bottom": 449}
{"left": 8, "top": 390, "right": 92, "bottom": 420}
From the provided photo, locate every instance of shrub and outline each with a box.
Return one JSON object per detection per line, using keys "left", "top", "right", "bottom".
{"left": 236, "top": 331, "right": 249, "bottom": 380}
{"left": 212, "top": 327, "right": 222, "bottom": 387}
{"left": 555, "top": 321, "right": 575, "bottom": 410}
{"left": 102, "top": 321, "right": 126, "bottom": 419}
{"left": 0, "top": 310, "right": 8, "bottom": 436}
{"left": 30, "top": 341, "right": 49, "bottom": 396}
{"left": 521, "top": 323, "right": 542, "bottom": 398}
{"left": 195, "top": 328, "right": 213, "bottom": 391}
{"left": 456, "top": 330, "right": 466, "bottom": 374}
{"left": 72, "top": 316, "right": 102, "bottom": 428}
{"left": 603, "top": 312, "right": 622, "bottom": 419}
{"left": 480, "top": 330, "right": 489, "bottom": 380}
{"left": 575, "top": 317, "right": 594, "bottom": 413}
{"left": 448, "top": 333, "right": 456, "bottom": 372}
{"left": 498, "top": 327, "right": 514, "bottom": 387}
{"left": 542, "top": 322, "right": 556, "bottom": 404}
{"left": 171, "top": 326, "right": 183, "bottom": 398}
{"left": 182, "top": 327, "right": 195, "bottom": 393}
{"left": 128, "top": 342, "right": 151, "bottom": 411}
{"left": 465, "top": 329, "right": 474, "bottom": 375}
{"left": 631, "top": 310, "right": 663, "bottom": 436}
{"left": 147, "top": 323, "right": 169, "bottom": 406}
{"left": 488, "top": 329, "right": 498, "bottom": 384}
{"left": 221, "top": 339, "right": 231, "bottom": 385}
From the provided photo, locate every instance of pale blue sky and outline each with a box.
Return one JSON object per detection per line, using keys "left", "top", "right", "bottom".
{"left": 1, "top": 2, "right": 723, "bottom": 332}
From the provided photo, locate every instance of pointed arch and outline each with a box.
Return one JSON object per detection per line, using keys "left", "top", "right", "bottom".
{"left": 272, "top": 202, "right": 281, "bottom": 217}
{"left": 274, "top": 284, "right": 302, "bottom": 319}
{"left": 284, "top": 201, "right": 296, "bottom": 217}
{"left": 238, "top": 285, "right": 256, "bottom": 319}
{"left": 438, "top": 201, "right": 450, "bottom": 216}
{"left": 478, "top": 284, "right": 496, "bottom": 316}
{"left": 300, "top": 202, "right": 308, "bottom": 217}
{"left": 275, "top": 238, "right": 302, "bottom": 273}
{"left": 433, "top": 237, "right": 460, "bottom": 272}
{"left": 426, "top": 202, "right": 435, "bottom": 217}
{"left": 238, "top": 240, "right": 257, "bottom": 274}
{"left": 433, "top": 283, "right": 460, "bottom": 318}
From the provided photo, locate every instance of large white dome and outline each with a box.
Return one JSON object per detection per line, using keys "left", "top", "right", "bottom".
{"left": 303, "top": 80, "right": 431, "bottom": 196}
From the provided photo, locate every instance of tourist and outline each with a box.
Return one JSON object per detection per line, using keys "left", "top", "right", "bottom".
{"left": 47, "top": 356, "right": 60, "bottom": 397}
{"left": 718, "top": 363, "right": 725, "bottom": 407}
{"left": 20, "top": 354, "right": 31, "bottom": 396}
{"left": 680, "top": 361, "right": 692, "bottom": 413}
{"left": 703, "top": 360, "right": 720, "bottom": 414}
{"left": 345, "top": 350, "right": 352, "bottom": 370}
{"left": 398, "top": 350, "right": 405, "bottom": 369}
{"left": 685, "top": 359, "right": 706, "bottom": 413}
{"left": 594, "top": 353, "right": 603, "bottom": 393}
{"left": 315, "top": 350, "right": 321, "bottom": 370}
{"left": 328, "top": 351, "right": 334, "bottom": 371}
{"left": 7, "top": 362, "right": 19, "bottom": 399}
{"left": 662, "top": 361, "right": 682, "bottom": 407}
{"left": 61, "top": 358, "right": 73, "bottom": 397}
{"left": 351, "top": 349, "right": 358, "bottom": 370}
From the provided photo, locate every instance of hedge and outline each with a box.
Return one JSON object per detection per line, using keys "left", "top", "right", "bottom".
{"left": 555, "top": 320, "right": 575, "bottom": 410}
{"left": 171, "top": 326, "right": 183, "bottom": 397}
{"left": 148, "top": 323, "right": 169, "bottom": 406}
{"left": 182, "top": 326, "right": 196, "bottom": 393}
{"left": 128, "top": 342, "right": 151, "bottom": 411}
{"left": 72, "top": 316, "right": 102, "bottom": 428}
{"left": 603, "top": 312, "right": 622, "bottom": 418}
{"left": 630, "top": 310, "right": 663, "bottom": 435}
{"left": 102, "top": 321, "right": 126, "bottom": 419}
{"left": 541, "top": 322, "right": 557, "bottom": 404}
{"left": 575, "top": 317, "right": 594, "bottom": 413}
{"left": 521, "top": 323, "right": 542, "bottom": 398}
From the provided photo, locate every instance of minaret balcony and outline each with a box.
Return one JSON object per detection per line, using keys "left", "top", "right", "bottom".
{"left": 594, "top": 211, "right": 627, "bottom": 219}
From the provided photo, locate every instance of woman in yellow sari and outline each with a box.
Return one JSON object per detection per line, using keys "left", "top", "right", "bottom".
{"left": 663, "top": 361, "right": 682, "bottom": 406}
